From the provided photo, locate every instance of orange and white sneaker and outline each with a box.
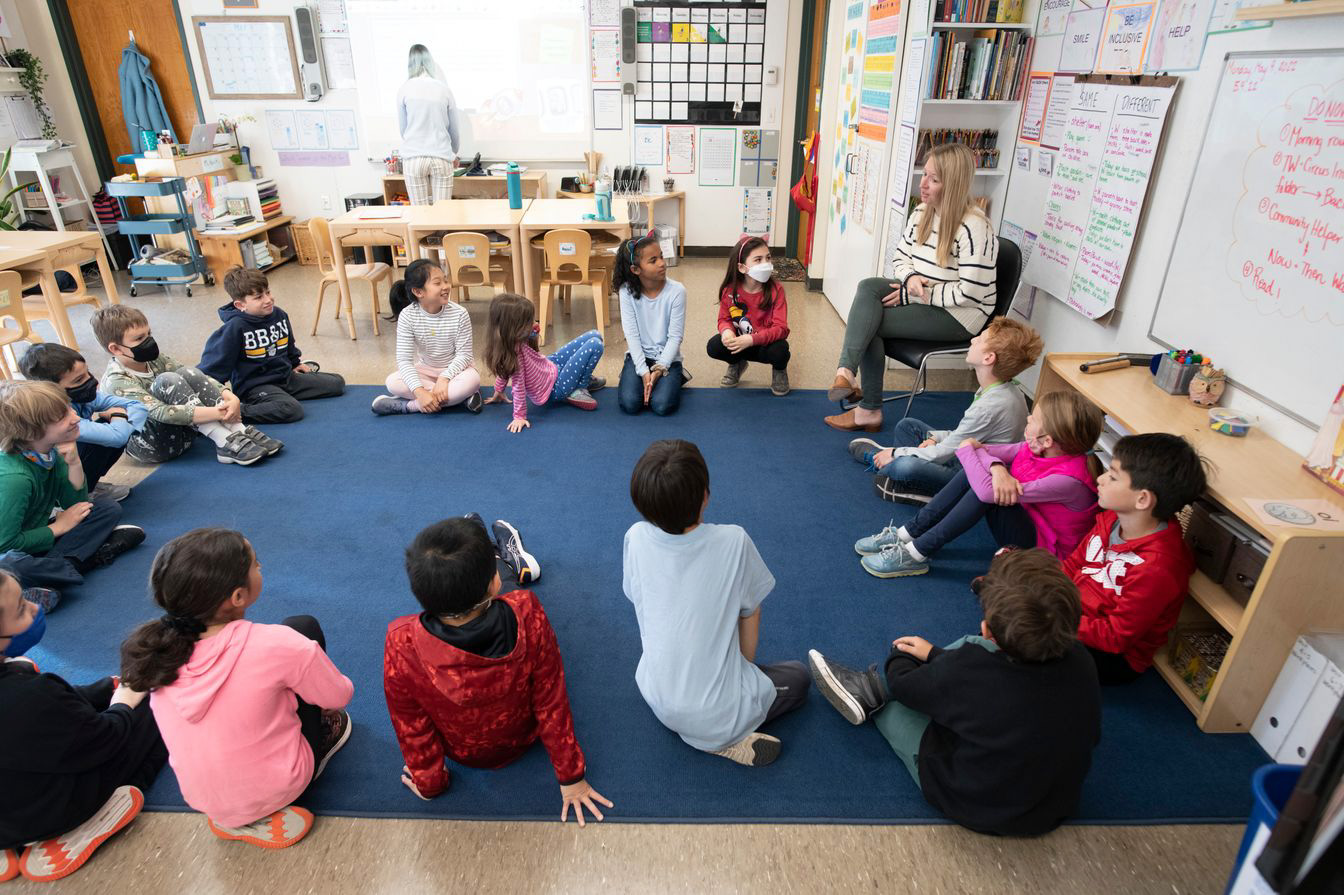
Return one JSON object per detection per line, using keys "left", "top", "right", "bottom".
{"left": 207, "top": 805, "right": 314, "bottom": 849}
{"left": 19, "top": 785, "right": 143, "bottom": 882}
{"left": 1, "top": 848, "right": 19, "bottom": 882}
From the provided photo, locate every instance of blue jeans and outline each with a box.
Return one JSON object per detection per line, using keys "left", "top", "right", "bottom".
{"left": 906, "top": 470, "right": 1038, "bottom": 557}
{"left": 618, "top": 356, "right": 685, "bottom": 416}
{"left": 873, "top": 635, "right": 998, "bottom": 785}
{"left": 1, "top": 496, "right": 123, "bottom": 590}
{"left": 875, "top": 418, "right": 961, "bottom": 498}
{"left": 547, "top": 330, "right": 604, "bottom": 402}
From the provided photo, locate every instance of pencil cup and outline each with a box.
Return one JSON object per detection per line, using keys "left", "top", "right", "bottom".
{"left": 1154, "top": 354, "right": 1200, "bottom": 395}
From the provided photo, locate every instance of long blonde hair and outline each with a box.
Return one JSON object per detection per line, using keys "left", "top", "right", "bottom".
{"left": 916, "top": 143, "right": 985, "bottom": 267}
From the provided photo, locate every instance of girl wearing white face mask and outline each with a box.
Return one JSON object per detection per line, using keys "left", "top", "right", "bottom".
{"left": 708, "top": 237, "right": 791, "bottom": 395}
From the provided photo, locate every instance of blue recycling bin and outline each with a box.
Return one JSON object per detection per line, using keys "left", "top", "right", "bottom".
{"left": 1225, "top": 763, "right": 1302, "bottom": 894}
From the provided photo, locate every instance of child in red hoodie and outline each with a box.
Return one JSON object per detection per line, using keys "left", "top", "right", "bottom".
{"left": 706, "top": 237, "right": 791, "bottom": 396}
{"left": 383, "top": 517, "right": 610, "bottom": 825}
{"left": 1060, "top": 433, "right": 1208, "bottom": 684}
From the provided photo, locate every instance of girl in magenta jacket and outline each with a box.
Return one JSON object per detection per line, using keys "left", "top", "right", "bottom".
{"left": 707, "top": 237, "right": 791, "bottom": 395}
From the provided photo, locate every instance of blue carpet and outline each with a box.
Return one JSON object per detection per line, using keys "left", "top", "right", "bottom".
{"left": 28, "top": 386, "right": 1266, "bottom": 824}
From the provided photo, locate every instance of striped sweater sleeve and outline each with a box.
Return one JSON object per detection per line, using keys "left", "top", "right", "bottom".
{"left": 442, "top": 304, "right": 473, "bottom": 381}
{"left": 926, "top": 214, "right": 997, "bottom": 314}
{"left": 395, "top": 309, "right": 424, "bottom": 392}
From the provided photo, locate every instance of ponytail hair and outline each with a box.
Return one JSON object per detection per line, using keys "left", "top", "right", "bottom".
{"left": 389, "top": 258, "right": 442, "bottom": 319}
{"left": 611, "top": 232, "right": 660, "bottom": 297}
{"left": 119, "top": 528, "right": 254, "bottom": 691}
{"left": 484, "top": 292, "right": 537, "bottom": 383}
{"left": 718, "top": 236, "right": 773, "bottom": 310}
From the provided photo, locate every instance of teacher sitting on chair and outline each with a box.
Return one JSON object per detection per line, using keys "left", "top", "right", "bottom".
{"left": 824, "top": 143, "right": 998, "bottom": 432}
{"left": 397, "top": 44, "right": 462, "bottom": 205}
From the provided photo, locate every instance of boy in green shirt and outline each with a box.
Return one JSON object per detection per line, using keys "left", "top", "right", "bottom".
{"left": 0, "top": 381, "right": 144, "bottom": 599}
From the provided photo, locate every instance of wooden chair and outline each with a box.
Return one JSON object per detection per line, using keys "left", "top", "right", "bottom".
{"left": 0, "top": 271, "right": 43, "bottom": 379}
{"left": 537, "top": 229, "right": 609, "bottom": 346}
{"left": 440, "top": 232, "right": 514, "bottom": 302}
{"left": 308, "top": 215, "right": 392, "bottom": 336}
{"left": 19, "top": 258, "right": 110, "bottom": 348}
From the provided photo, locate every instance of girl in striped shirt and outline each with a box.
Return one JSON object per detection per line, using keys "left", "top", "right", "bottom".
{"left": 371, "top": 260, "right": 482, "bottom": 416}
{"left": 483, "top": 293, "right": 606, "bottom": 434}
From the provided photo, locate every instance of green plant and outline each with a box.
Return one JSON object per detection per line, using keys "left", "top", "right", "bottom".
{"left": 6, "top": 49, "right": 57, "bottom": 141}
{"left": 229, "top": 153, "right": 244, "bottom": 165}
{"left": 0, "top": 147, "right": 38, "bottom": 231}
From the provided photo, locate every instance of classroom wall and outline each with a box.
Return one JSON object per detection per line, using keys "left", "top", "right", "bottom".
{"left": 175, "top": 0, "right": 801, "bottom": 248}
{"left": 1000, "top": 15, "right": 1344, "bottom": 454}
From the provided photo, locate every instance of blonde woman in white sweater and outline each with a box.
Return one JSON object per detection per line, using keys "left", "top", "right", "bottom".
{"left": 825, "top": 143, "right": 998, "bottom": 432}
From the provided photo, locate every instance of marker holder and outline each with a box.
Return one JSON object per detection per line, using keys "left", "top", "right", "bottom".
{"left": 1154, "top": 353, "right": 1201, "bottom": 394}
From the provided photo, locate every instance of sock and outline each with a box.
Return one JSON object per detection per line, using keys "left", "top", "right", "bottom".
{"left": 195, "top": 421, "right": 232, "bottom": 448}
{"left": 407, "top": 400, "right": 422, "bottom": 413}
{"left": 224, "top": 421, "right": 246, "bottom": 434}
{"left": 906, "top": 542, "right": 927, "bottom": 562}
{"left": 896, "top": 525, "right": 911, "bottom": 543}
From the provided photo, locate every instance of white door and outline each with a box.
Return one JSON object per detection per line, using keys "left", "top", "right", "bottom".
{"left": 819, "top": 0, "right": 907, "bottom": 321}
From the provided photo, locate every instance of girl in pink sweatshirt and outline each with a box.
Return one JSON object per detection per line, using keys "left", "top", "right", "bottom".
{"left": 119, "top": 528, "right": 354, "bottom": 849}
{"left": 482, "top": 293, "right": 605, "bottom": 433}
{"left": 855, "top": 390, "right": 1103, "bottom": 578}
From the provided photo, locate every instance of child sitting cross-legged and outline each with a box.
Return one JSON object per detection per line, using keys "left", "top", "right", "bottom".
{"left": 1061, "top": 433, "right": 1208, "bottom": 685}
{"left": 92, "top": 305, "right": 281, "bottom": 466}
{"left": 120, "top": 528, "right": 354, "bottom": 849}
{"left": 199, "top": 267, "right": 346, "bottom": 424}
{"left": 383, "top": 517, "right": 611, "bottom": 825}
{"left": 624, "top": 439, "right": 810, "bottom": 767}
{"left": 857, "top": 390, "right": 1102, "bottom": 579}
{"left": 808, "top": 548, "right": 1101, "bottom": 836}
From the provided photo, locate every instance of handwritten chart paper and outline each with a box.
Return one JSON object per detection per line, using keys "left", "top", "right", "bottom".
{"left": 1020, "top": 74, "right": 1052, "bottom": 143}
{"left": 666, "top": 125, "right": 695, "bottom": 173}
{"left": 1151, "top": 52, "right": 1344, "bottom": 425}
{"left": 591, "top": 29, "right": 622, "bottom": 82}
{"left": 858, "top": 0, "right": 902, "bottom": 142}
{"left": 1040, "top": 74, "right": 1076, "bottom": 149}
{"left": 1023, "top": 78, "right": 1176, "bottom": 319}
{"left": 901, "top": 38, "right": 926, "bottom": 127}
{"left": 1096, "top": 1, "right": 1157, "bottom": 75}
{"left": 634, "top": 125, "right": 663, "bottom": 166}
{"left": 1146, "top": 0, "right": 1215, "bottom": 73}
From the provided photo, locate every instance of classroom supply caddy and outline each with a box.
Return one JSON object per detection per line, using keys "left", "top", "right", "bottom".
{"left": 105, "top": 178, "right": 211, "bottom": 297}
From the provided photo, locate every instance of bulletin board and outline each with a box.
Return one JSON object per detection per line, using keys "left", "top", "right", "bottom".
{"left": 633, "top": 1, "right": 769, "bottom": 126}
{"left": 192, "top": 16, "right": 302, "bottom": 100}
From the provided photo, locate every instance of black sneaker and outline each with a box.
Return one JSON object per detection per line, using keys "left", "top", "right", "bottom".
{"left": 874, "top": 474, "right": 932, "bottom": 505}
{"left": 463, "top": 512, "right": 488, "bottom": 533}
{"left": 92, "top": 525, "right": 146, "bottom": 569}
{"left": 492, "top": 519, "right": 540, "bottom": 584}
{"left": 465, "top": 392, "right": 484, "bottom": 414}
{"left": 808, "top": 650, "right": 886, "bottom": 725}
{"left": 90, "top": 482, "right": 132, "bottom": 502}
{"left": 312, "top": 709, "right": 352, "bottom": 781}
{"left": 241, "top": 425, "right": 284, "bottom": 456}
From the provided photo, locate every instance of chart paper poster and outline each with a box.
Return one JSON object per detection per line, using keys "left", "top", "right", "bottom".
{"left": 666, "top": 125, "right": 695, "bottom": 173}
{"left": 634, "top": 125, "right": 663, "bottom": 166}
{"left": 1037, "top": 0, "right": 1073, "bottom": 36}
{"left": 593, "top": 89, "right": 623, "bottom": 130}
{"left": 1019, "top": 73, "right": 1052, "bottom": 143}
{"left": 1039, "top": 74, "right": 1075, "bottom": 149}
{"left": 591, "top": 29, "right": 621, "bottom": 82}
{"left": 1146, "top": 0, "right": 1215, "bottom": 72}
{"left": 699, "top": 127, "right": 736, "bottom": 186}
{"left": 858, "top": 0, "right": 902, "bottom": 142}
{"left": 901, "top": 38, "right": 927, "bottom": 127}
{"left": 1059, "top": 4, "right": 1107, "bottom": 73}
{"left": 1096, "top": 1, "right": 1157, "bottom": 75}
{"left": 589, "top": 0, "right": 620, "bottom": 27}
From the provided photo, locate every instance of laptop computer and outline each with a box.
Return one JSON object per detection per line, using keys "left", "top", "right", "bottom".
{"left": 185, "top": 122, "right": 219, "bottom": 154}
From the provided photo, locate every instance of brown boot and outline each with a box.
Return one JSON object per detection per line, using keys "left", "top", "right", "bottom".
{"left": 824, "top": 409, "right": 882, "bottom": 432}
{"left": 827, "top": 373, "right": 862, "bottom": 403}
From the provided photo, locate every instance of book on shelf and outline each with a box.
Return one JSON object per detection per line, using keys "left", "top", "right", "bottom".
{"left": 204, "top": 214, "right": 256, "bottom": 231}
{"left": 926, "top": 30, "right": 1033, "bottom": 101}
{"left": 916, "top": 128, "right": 1001, "bottom": 168}
{"left": 934, "top": 0, "right": 1024, "bottom": 23}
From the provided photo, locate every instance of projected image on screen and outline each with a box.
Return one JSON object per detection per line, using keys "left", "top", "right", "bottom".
{"left": 634, "top": 2, "right": 768, "bottom": 126}
{"left": 347, "top": 0, "right": 589, "bottom": 160}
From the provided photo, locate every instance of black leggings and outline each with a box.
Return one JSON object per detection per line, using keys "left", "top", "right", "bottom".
{"left": 1087, "top": 646, "right": 1143, "bottom": 685}
{"left": 281, "top": 615, "right": 328, "bottom": 765}
{"left": 706, "top": 335, "right": 791, "bottom": 370}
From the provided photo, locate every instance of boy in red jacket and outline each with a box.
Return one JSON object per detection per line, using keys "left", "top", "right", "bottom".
{"left": 1061, "top": 433, "right": 1208, "bottom": 684}
{"left": 383, "top": 517, "right": 611, "bottom": 824}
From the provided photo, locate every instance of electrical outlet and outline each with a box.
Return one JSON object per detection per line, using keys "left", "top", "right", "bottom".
{"left": 321, "top": 195, "right": 332, "bottom": 211}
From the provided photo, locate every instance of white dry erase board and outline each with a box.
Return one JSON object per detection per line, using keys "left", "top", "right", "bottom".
{"left": 344, "top": 0, "right": 591, "bottom": 161}
{"left": 192, "top": 17, "right": 302, "bottom": 100}
{"left": 1149, "top": 50, "right": 1344, "bottom": 427}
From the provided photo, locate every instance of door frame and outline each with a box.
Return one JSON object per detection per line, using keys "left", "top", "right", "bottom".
{"left": 785, "top": 0, "right": 829, "bottom": 265}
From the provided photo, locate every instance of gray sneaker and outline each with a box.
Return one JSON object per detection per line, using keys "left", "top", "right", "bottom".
{"left": 771, "top": 368, "right": 790, "bottom": 396}
{"left": 848, "top": 437, "right": 885, "bottom": 468}
{"left": 216, "top": 431, "right": 266, "bottom": 466}
{"left": 720, "top": 361, "right": 747, "bottom": 387}
{"left": 241, "top": 425, "right": 283, "bottom": 456}
{"left": 90, "top": 482, "right": 132, "bottom": 502}
{"left": 564, "top": 388, "right": 597, "bottom": 411}
{"left": 371, "top": 394, "right": 413, "bottom": 415}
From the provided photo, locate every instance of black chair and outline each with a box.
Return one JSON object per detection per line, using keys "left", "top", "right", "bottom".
{"left": 847, "top": 235, "right": 1022, "bottom": 418}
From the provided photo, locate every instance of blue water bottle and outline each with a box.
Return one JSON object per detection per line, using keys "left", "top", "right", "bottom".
{"left": 505, "top": 162, "right": 522, "bottom": 209}
{"left": 595, "top": 174, "right": 613, "bottom": 222}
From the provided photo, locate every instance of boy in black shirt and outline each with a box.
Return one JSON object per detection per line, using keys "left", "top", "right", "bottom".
{"left": 808, "top": 548, "right": 1101, "bottom": 836}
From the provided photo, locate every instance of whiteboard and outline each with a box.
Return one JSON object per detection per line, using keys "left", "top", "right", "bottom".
{"left": 1150, "top": 51, "right": 1344, "bottom": 427}
{"left": 345, "top": 0, "right": 591, "bottom": 161}
{"left": 192, "top": 17, "right": 301, "bottom": 99}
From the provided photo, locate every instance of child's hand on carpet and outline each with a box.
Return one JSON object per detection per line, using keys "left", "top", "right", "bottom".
{"left": 507, "top": 419, "right": 530, "bottom": 434}
{"left": 560, "top": 779, "right": 612, "bottom": 827}
{"left": 400, "top": 766, "right": 431, "bottom": 801}
{"left": 894, "top": 636, "right": 933, "bottom": 662}
{"left": 484, "top": 390, "right": 506, "bottom": 405}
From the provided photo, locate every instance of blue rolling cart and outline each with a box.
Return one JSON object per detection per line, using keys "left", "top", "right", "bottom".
{"left": 104, "top": 177, "right": 213, "bottom": 297}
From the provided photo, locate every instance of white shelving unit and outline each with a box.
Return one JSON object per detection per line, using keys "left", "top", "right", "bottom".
{"left": 7, "top": 146, "right": 117, "bottom": 265}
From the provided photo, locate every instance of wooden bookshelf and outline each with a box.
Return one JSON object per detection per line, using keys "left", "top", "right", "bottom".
{"left": 931, "top": 20, "right": 1032, "bottom": 28}
{"left": 1236, "top": 0, "right": 1344, "bottom": 19}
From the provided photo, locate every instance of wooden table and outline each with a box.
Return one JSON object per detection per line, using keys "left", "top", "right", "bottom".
{"left": 404, "top": 199, "right": 532, "bottom": 295}
{"left": 556, "top": 190, "right": 685, "bottom": 253}
{"left": 0, "top": 230, "right": 121, "bottom": 348}
{"left": 518, "top": 199, "right": 632, "bottom": 306}
{"left": 326, "top": 208, "right": 413, "bottom": 340}
{"left": 1038, "top": 353, "right": 1344, "bottom": 733}
{"left": 383, "top": 171, "right": 549, "bottom": 203}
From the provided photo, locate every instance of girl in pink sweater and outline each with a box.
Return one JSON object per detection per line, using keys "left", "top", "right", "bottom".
{"left": 483, "top": 293, "right": 606, "bottom": 433}
{"left": 855, "top": 390, "right": 1103, "bottom": 578}
{"left": 119, "top": 528, "right": 354, "bottom": 849}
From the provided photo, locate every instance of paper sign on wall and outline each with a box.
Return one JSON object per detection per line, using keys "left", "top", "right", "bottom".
{"left": 1060, "top": 3, "right": 1107, "bottom": 73}
{"left": 742, "top": 187, "right": 773, "bottom": 240}
{"left": 666, "top": 125, "right": 695, "bottom": 173}
{"left": 634, "top": 125, "right": 663, "bottom": 166}
{"left": 1145, "top": 0, "right": 1215, "bottom": 72}
{"left": 699, "top": 127, "right": 737, "bottom": 187}
{"left": 1039, "top": 74, "right": 1075, "bottom": 149}
{"left": 1019, "top": 73, "right": 1051, "bottom": 143}
{"left": 1096, "top": 1, "right": 1157, "bottom": 75}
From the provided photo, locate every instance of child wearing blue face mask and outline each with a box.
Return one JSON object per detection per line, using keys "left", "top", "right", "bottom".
{"left": 706, "top": 237, "right": 791, "bottom": 396}
{"left": 0, "top": 569, "right": 167, "bottom": 882}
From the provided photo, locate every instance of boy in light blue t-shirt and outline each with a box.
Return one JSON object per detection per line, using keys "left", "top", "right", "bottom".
{"left": 622, "top": 439, "right": 809, "bottom": 767}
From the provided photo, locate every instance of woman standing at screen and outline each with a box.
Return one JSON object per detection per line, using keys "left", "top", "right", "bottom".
{"left": 398, "top": 44, "right": 462, "bottom": 205}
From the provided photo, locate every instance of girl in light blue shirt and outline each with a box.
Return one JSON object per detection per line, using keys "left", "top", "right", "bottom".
{"left": 614, "top": 234, "right": 687, "bottom": 416}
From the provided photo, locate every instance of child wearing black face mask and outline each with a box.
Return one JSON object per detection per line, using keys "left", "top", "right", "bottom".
{"left": 90, "top": 306, "right": 279, "bottom": 467}
{"left": 18, "top": 344, "right": 147, "bottom": 499}
{"left": 707, "top": 237, "right": 791, "bottom": 396}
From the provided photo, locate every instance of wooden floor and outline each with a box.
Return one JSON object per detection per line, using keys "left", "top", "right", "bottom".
{"left": 10, "top": 258, "right": 1246, "bottom": 893}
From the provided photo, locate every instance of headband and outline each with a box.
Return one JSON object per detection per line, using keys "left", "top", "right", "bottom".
{"left": 627, "top": 229, "right": 658, "bottom": 264}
